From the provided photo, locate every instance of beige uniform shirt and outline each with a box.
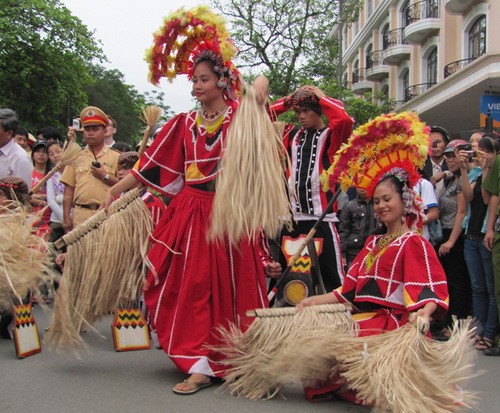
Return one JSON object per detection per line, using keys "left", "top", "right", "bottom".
{"left": 61, "top": 145, "right": 119, "bottom": 205}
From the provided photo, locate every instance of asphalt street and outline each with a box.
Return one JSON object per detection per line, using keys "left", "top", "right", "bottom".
{"left": 0, "top": 305, "right": 498, "bottom": 413}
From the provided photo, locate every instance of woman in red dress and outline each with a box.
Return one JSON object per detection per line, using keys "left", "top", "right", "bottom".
{"left": 104, "top": 11, "right": 276, "bottom": 394}
{"left": 298, "top": 171, "right": 449, "bottom": 402}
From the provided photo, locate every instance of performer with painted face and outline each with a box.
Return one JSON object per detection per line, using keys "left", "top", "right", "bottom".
{"left": 104, "top": 6, "right": 287, "bottom": 395}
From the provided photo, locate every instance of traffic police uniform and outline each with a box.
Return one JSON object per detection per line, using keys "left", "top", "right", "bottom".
{"left": 61, "top": 106, "right": 119, "bottom": 227}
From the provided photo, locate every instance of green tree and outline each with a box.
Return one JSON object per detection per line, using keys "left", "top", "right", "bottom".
{"left": 0, "top": 0, "right": 105, "bottom": 133}
{"left": 142, "top": 90, "right": 175, "bottom": 121}
{"left": 213, "top": 0, "right": 362, "bottom": 97}
{"left": 84, "top": 67, "right": 175, "bottom": 144}
{"left": 84, "top": 65, "right": 147, "bottom": 144}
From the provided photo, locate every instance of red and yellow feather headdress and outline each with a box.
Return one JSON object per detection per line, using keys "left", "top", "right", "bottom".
{"left": 322, "top": 111, "right": 430, "bottom": 197}
{"left": 145, "top": 5, "right": 241, "bottom": 99}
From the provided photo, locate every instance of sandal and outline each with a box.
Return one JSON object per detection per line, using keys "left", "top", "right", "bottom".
{"left": 172, "top": 379, "right": 212, "bottom": 395}
{"left": 475, "top": 337, "right": 495, "bottom": 350}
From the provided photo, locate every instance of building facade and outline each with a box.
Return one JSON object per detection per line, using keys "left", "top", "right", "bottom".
{"left": 340, "top": 0, "right": 499, "bottom": 137}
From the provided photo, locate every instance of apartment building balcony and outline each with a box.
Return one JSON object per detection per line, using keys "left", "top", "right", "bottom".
{"left": 365, "top": 50, "right": 390, "bottom": 81}
{"left": 405, "top": 82, "right": 437, "bottom": 101}
{"left": 382, "top": 28, "right": 412, "bottom": 65}
{"left": 351, "top": 68, "right": 373, "bottom": 93}
{"left": 444, "top": 0, "right": 475, "bottom": 15}
{"left": 404, "top": 0, "right": 440, "bottom": 44}
{"left": 444, "top": 57, "right": 477, "bottom": 78}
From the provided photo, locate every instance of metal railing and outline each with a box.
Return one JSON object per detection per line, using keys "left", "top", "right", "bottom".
{"left": 443, "top": 57, "right": 478, "bottom": 78}
{"left": 352, "top": 68, "right": 366, "bottom": 84}
{"left": 404, "top": 82, "right": 436, "bottom": 101}
{"left": 406, "top": 0, "right": 440, "bottom": 26}
{"left": 383, "top": 28, "right": 407, "bottom": 48}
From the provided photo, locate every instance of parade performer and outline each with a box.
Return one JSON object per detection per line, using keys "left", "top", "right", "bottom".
{"left": 297, "top": 112, "right": 450, "bottom": 403}
{"left": 217, "top": 113, "right": 468, "bottom": 412}
{"left": 270, "top": 85, "right": 354, "bottom": 291}
{"left": 104, "top": 6, "right": 281, "bottom": 395}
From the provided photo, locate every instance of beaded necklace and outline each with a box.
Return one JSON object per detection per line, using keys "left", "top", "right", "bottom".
{"left": 364, "top": 228, "right": 408, "bottom": 271}
{"left": 196, "top": 106, "right": 228, "bottom": 134}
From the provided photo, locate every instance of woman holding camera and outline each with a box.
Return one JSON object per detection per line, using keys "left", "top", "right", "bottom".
{"left": 435, "top": 139, "right": 472, "bottom": 340}
{"left": 462, "top": 135, "right": 499, "bottom": 350}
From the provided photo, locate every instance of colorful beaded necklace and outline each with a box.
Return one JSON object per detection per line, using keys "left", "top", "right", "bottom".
{"left": 364, "top": 228, "right": 408, "bottom": 271}
{"left": 196, "top": 106, "right": 228, "bottom": 134}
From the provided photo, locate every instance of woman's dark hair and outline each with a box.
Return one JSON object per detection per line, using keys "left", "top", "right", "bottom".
{"left": 31, "top": 144, "right": 50, "bottom": 174}
{"left": 47, "top": 140, "right": 63, "bottom": 170}
{"left": 478, "top": 134, "right": 500, "bottom": 154}
{"left": 376, "top": 174, "right": 404, "bottom": 199}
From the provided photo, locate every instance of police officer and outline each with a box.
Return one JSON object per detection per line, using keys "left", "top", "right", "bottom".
{"left": 61, "top": 106, "right": 120, "bottom": 230}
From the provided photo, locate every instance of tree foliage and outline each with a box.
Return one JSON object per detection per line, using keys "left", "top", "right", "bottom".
{"left": 0, "top": 0, "right": 172, "bottom": 144}
{"left": 0, "top": 0, "right": 104, "bottom": 133}
{"left": 213, "top": 0, "right": 388, "bottom": 126}
{"left": 213, "top": 0, "right": 339, "bottom": 97}
{"left": 83, "top": 67, "right": 174, "bottom": 144}
{"left": 83, "top": 66, "right": 147, "bottom": 144}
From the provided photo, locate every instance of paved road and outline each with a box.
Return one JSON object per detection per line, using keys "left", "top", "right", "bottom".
{"left": 0, "top": 306, "right": 498, "bottom": 413}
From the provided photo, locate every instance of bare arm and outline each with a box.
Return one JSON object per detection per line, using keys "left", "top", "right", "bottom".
{"left": 438, "top": 190, "right": 466, "bottom": 256}
{"left": 103, "top": 173, "right": 139, "bottom": 210}
{"left": 296, "top": 291, "right": 339, "bottom": 310}
{"left": 425, "top": 205, "right": 439, "bottom": 224}
{"left": 458, "top": 150, "right": 473, "bottom": 203}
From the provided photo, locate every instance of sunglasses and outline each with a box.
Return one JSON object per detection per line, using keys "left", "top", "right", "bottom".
{"left": 444, "top": 152, "right": 456, "bottom": 158}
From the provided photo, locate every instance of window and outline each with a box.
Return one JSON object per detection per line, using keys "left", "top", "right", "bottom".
{"left": 468, "top": 15, "right": 486, "bottom": 59}
{"left": 401, "top": 0, "right": 410, "bottom": 28}
{"left": 402, "top": 70, "right": 409, "bottom": 101}
{"left": 366, "top": 44, "right": 373, "bottom": 69}
{"left": 381, "top": 84, "right": 389, "bottom": 99}
{"left": 427, "top": 48, "right": 437, "bottom": 84}
{"left": 353, "top": 60, "right": 360, "bottom": 83}
{"left": 382, "top": 24, "right": 390, "bottom": 49}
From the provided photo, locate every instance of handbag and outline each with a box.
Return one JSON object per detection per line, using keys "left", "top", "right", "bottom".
{"left": 428, "top": 219, "right": 443, "bottom": 246}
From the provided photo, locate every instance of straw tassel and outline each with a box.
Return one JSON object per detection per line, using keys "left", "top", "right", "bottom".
{"left": 137, "top": 105, "right": 163, "bottom": 157}
{"left": 216, "top": 304, "right": 355, "bottom": 400}
{"left": 217, "top": 307, "right": 478, "bottom": 411}
{"left": 0, "top": 208, "right": 55, "bottom": 309}
{"left": 209, "top": 86, "right": 292, "bottom": 244}
{"left": 45, "top": 187, "right": 153, "bottom": 350}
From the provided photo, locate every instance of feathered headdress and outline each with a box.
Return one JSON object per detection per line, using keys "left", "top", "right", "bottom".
{"left": 323, "top": 111, "right": 430, "bottom": 196}
{"left": 145, "top": 5, "right": 241, "bottom": 100}
{"left": 322, "top": 112, "right": 430, "bottom": 231}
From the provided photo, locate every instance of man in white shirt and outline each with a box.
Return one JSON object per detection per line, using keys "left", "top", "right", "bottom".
{"left": 0, "top": 109, "right": 33, "bottom": 189}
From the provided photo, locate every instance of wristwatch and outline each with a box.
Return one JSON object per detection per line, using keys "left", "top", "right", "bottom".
{"left": 103, "top": 173, "right": 110, "bottom": 182}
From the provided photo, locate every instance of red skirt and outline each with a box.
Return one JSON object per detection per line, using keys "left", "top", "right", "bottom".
{"left": 144, "top": 186, "right": 268, "bottom": 377}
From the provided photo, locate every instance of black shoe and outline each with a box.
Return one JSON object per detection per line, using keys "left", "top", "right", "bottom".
{"left": 0, "top": 314, "right": 13, "bottom": 339}
{"left": 483, "top": 346, "right": 500, "bottom": 356}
